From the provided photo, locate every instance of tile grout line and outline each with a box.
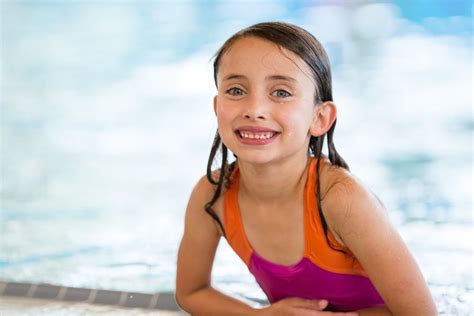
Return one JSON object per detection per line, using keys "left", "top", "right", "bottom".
{"left": 86, "top": 289, "right": 97, "bottom": 304}
{"left": 56, "top": 286, "right": 67, "bottom": 300}
{"left": 26, "top": 284, "right": 38, "bottom": 298}
{"left": 118, "top": 291, "right": 128, "bottom": 306}
{"left": 149, "top": 293, "right": 160, "bottom": 309}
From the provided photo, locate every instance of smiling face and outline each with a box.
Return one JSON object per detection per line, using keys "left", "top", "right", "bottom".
{"left": 214, "top": 36, "right": 320, "bottom": 165}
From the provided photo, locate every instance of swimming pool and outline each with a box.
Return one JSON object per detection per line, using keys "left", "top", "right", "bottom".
{"left": 1, "top": 1, "right": 472, "bottom": 314}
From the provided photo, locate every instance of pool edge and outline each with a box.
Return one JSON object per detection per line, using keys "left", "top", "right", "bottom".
{"left": 0, "top": 280, "right": 181, "bottom": 311}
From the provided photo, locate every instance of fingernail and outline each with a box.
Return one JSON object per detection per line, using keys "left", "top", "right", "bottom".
{"left": 318, "top": 300, "right": 328, "bottom": 308}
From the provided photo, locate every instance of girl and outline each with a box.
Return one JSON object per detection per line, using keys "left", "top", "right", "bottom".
{"left": 175, "top": 22, "right": 437, "bottom": 315}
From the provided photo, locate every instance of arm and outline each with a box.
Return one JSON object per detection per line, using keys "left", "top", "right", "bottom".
{"left": 175, "top": 176, "right": 259, "bottom": 315}
{"left": 176, "top": 176, "right": 344, "bottom": 316}
{"left": 322, "top": 173, "right": 437, "bottom": 316}
{"left": 356, "top": 307, "right": 392, "bottom": 315}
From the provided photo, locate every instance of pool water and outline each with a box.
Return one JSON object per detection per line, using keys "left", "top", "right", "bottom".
{"left": 1, "top": 1, "right": 472, "bottom": 314}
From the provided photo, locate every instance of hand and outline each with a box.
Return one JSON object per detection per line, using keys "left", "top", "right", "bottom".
{"left": 257, "top": 297, "right": 359, "bottom": 316}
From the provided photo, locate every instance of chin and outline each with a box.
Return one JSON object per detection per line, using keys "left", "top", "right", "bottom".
{"left": 231, "top": 151, "right": 275, "bottom": 165}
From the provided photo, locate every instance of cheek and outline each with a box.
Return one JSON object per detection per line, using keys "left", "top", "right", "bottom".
{"left": 279, "top": 106, "right": 312, "bottom": 133}
{"left": 216, "top": 104, "right": 236, "bottom": 130}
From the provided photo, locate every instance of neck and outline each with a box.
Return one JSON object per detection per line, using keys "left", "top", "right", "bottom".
{"left": 237, "top": 154, "right": 311, "bottom": 207}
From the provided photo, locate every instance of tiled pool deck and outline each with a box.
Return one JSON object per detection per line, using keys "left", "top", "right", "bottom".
{"left": 0, "top": 281, "right": 187, "bottom": 315}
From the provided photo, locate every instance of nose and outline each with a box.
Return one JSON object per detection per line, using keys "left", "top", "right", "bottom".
{"left": 244, "top": 93, "right": 267, "bottom": 120}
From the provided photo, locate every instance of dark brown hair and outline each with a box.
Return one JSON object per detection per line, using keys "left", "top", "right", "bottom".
{"left": 205, "top": 22, "right": 349, "bottom": 247}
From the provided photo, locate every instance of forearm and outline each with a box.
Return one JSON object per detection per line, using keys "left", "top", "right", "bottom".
{"left": 356, "top": 306, "right": 392, "bottom": 316}
{"left": 177, "top": 286, "right": 260, "bottom": 316}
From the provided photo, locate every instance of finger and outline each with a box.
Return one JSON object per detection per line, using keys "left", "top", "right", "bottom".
{"left": 291, "top": 307, "right": 327, "bottom": 316}
{"left": 291, "top": 298, "right": 328, "bottom": 310}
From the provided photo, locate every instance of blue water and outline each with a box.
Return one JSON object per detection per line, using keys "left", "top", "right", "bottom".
{"left": 1, "top": 1, "right": 472, "bottom": 314}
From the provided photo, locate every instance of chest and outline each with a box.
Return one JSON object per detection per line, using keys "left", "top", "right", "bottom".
{"left": 239, "top": 198, "right": 305, "bottom": 266}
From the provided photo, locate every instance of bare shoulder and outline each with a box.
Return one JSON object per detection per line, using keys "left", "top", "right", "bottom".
{"left": 184, "top": 171, "right": 227, "bottom": 238}
{"left": 188, "top": 173, "right": 219, "bottom": 206}
{"left": 319, "top": 163, "right": 389, "bottom": 243}
{"left": 318, "top": 162, "right": 437, "bottom": 314}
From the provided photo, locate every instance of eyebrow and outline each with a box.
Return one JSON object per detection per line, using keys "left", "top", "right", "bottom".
{"left": 267, "top": 75, "right": 297, "bottom": 83}
{"left": 222, "top": 74, "right": 297, "bottom": 83}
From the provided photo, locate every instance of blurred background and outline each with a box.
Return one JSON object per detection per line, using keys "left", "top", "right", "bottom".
{"left": 1, "top": 0, "right": 472, "bottom": 314}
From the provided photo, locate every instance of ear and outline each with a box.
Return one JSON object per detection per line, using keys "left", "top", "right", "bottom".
{"left": 310, "top": 101, "right": 337, "bottom": 137}
{"left": 213, "top": 96, "right": 218, "bottom": 116}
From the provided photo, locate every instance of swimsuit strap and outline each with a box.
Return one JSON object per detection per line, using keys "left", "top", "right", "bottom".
{"left": 224, "top": 156, "right": 367, "bottom": 275}
{"left": 304, "top": 157, "right": 367, "bottom": 276}
{"left": 223, "top": 168, "right": 253, "bottom": 265}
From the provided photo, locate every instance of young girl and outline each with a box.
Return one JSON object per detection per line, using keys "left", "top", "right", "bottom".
{"left": 175, "top": 22, "right": 437, "bottom": 315}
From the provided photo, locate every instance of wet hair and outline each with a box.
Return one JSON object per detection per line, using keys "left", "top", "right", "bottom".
{"left": 205, "top": 22, "right": 349, "bottom": 250}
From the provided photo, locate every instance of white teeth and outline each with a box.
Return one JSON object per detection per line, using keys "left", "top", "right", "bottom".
{"left": 239, "top": 131, "right": 274, "bottom": 140}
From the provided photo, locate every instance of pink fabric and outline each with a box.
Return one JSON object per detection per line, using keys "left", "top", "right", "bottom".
{"left": 249, "top": 252, "right": 385, "bottom": 312}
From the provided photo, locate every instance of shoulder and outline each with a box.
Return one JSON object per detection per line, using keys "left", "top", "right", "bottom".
{"left": 319, "top": 163, "right": 389, "bottom": 245}
{"left": 188, "top": 173, "right": 219, "bottom": 203}
{"left": 318, "top": 163, "right": 437, "bottom": 314}
{"left": 185, "top": 171, "right": 227, "bottom": 238}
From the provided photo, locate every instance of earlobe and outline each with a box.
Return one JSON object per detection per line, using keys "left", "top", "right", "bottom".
{"left": 310, "top": 101, "right": 337, "bottom": 136}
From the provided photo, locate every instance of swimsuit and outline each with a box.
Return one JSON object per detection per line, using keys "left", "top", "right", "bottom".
{"left": 223, "top": 157, "right": 385, "bottom": 311}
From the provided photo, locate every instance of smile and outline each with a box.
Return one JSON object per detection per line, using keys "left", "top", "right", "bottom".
{"left": 238, "top": 131, "right": 276, "bottom": 140}
{"left": 234, "top": 128, "right": 280, "bottom": 145}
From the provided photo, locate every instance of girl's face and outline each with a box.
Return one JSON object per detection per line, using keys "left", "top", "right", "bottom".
{"left": 214, "top": 36, "right": 319, "bottom": 165}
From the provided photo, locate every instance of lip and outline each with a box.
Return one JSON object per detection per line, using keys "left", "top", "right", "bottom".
{"left": 234, "top": 126, "right": 280, "bottom": 145}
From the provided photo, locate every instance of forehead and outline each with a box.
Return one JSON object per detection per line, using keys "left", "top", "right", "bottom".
{"left": 217, "top": 36, "right": 313, "bottom": 83}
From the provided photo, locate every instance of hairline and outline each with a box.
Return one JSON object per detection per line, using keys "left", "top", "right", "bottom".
{"left": 214, "top": 34, "right": 321, "bottom": 104}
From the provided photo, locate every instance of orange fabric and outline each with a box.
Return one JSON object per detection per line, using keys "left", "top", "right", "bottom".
{"left": 223, "top": 157, "right": 368, "bottom": 276}
{"left": 303, "top": 157, "right": 368, "bottom": 276}
{"left": 224, "top": 171, "right": 253, "bottom": 266}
